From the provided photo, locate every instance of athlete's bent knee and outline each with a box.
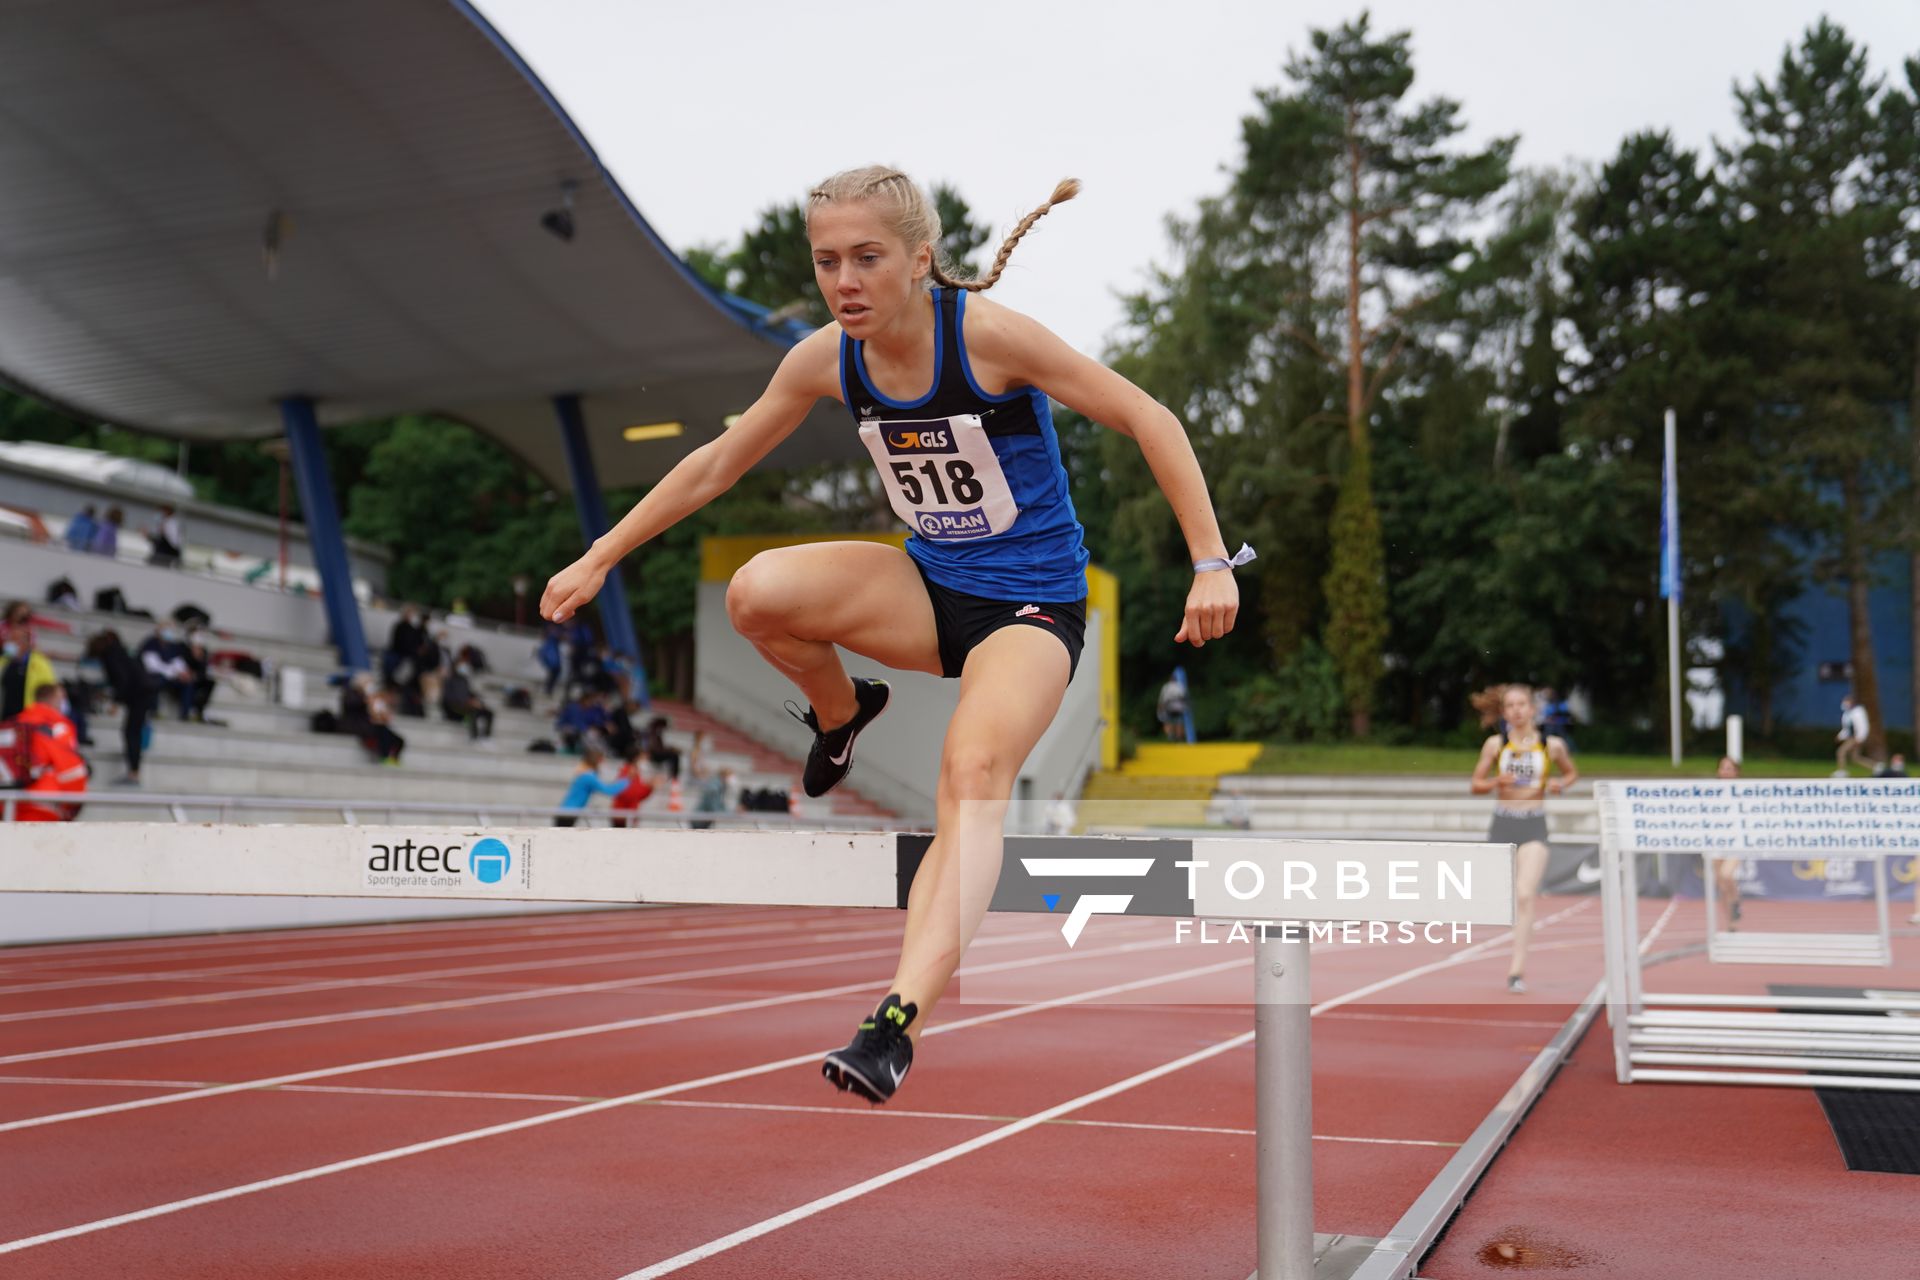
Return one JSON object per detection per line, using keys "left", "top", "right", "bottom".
{"left": 725, "top": 555, "right": 788, "bottom": 638}
{"left": 939, "top": 746, "right": 1009, "bottom": 803}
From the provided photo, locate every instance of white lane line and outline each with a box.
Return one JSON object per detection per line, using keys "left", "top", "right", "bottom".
{"left": 617, "top": 918, "right": 1541, "bottom": 1279}
{"left": 0, "top": 932, "right": 1179, "bottom": 1133}
{"left": 0, "top": 951, "right": 1252, "bottom": 1257}
{"left": 620, "top": 1032, "right": 1261, "bottom": 1279}
{"left": 1303, "top": 900, "right": 1592, "bottom": 1018}
{"left": 0, "top": 1075, "right": 220, "bottom": 1091}
{"left": 643, "top": 1100, "right": 1460, "bottom": 1148}
{"left": 0, "top": 923, "right": 1056, "bottom": 1065}
{"left": 1319, "top": 1013, "right": 1573, "bottom": 1030}
{"left": 0, "top": 908, "right": 652, "bottom": 961}
{"left": 0, "top": 918, "right": 1521, "bottom": 1257}
{"left": 0, "top": 939, "right": 914, "bottom": 1065}
{"left": 0, "top": 903, "right": 841, "bottom": 970}
{"left": 0, "top": 917, "right": 904, "bottom": 1025}
{"left": 0, "top": 916, "right": 867, "bottom": 996}
{"left": 0, "top": 1076, "right": 594, "bottom": 1105}
{"left": 0, "top": 909, "right": 700, "bottom": 972}
{"left": 0, "top": 1077, "right": 1457, "bottom": 1148}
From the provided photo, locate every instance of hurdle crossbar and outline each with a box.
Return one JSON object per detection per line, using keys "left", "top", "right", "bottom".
{"left": 0, "top": 824, "right": 1513, "bottom": 1280}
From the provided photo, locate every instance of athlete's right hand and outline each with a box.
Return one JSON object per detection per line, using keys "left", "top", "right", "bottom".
{"left": 540, "top": 554, "right": 610, "bottom": 624}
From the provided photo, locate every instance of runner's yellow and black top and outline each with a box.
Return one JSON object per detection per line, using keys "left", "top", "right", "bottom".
{"left": 839, "top": 287, "right": 1090, "bottom": 601}
{"left": 1497, "top": 730, "right": 1551, "bottom": 792}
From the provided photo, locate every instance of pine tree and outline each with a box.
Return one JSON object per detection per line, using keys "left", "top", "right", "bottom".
{"left": 1235, "top": 14, "right": 1513, "bottom": 733}
{"left": 1719, "top": 21, "right": 1917, "bottom": 758}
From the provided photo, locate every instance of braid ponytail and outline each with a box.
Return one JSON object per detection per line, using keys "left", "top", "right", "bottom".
{"left": 807, "top": 166, "right": 1079, "bottom": 293}
{"left": 931, "top": 178, "right": 1081, "bottom": 292}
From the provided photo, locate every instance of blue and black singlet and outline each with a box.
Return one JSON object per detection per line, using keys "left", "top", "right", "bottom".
{"left": 839, "top": 287, "right": 1090, "bottom": 602}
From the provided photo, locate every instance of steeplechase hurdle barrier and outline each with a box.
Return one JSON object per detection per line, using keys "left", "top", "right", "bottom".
{"left": 1, "top": 824, "right": 1513, "bottom": 1279}
{"left": 1596, "top": 778, "right": 1920, "bottom": 1093}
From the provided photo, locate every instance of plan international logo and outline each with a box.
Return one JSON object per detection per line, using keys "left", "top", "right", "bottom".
{"left": 916, "top": 509, "right": 991, "bottom": 539}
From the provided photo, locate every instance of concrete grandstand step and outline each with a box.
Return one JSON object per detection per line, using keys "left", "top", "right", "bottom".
{"left": 1078, "top": 798, "right": 1214, "bottom": 828}
{"left": 88, "top": 703, "right": 764, "bottom": 775}
{"left": 1120, "top": 742, "right": 1264, "bottom": 776}
{"left": 28, "top": 608, "right": 348, "bottom": 673}
{"left": 79, "top": 705, "right": 887, "bottom": 820}
{"left": 120, "top": 757, "right": 583, "bottom": 806}
{"left": 81, "top": 720, "right": 801, "bottom": 792}
{"left": 1205, "top": 805, "right": 1597, "bottom": 835}
{"left": 1220, "top": 773, "right": 1517, "bottom": 796}
{"left": 24, "top": 606, "right": 896, "bottom": 820}
{"left": 1081, "top": 773, "right": 1218, "bottom": 801}
{"left": 1222, "top": 792, "right": 1595, "bottom": 814}
{"left": 24, "top": 607, "right": 556, "bottom": 708}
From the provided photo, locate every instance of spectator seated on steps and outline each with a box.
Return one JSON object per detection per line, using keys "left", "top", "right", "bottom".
{"left": 137, "top": 624, "right": 198, "bottom": 721}
{"left": 554, "top": 690, "right": 611, "bottom": 754}
{"left": 440, "top": 663, "right": 495, "bottom": 741}
{"left": 641, "top": 714, "right": 681, "bottom": 780}
{"left": 338, "top": 674, "right": 405, "bottom": 764}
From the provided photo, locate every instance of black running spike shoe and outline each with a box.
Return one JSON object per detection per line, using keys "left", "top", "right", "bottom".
{"left": 785, "top": 676, "right": 890, "bottom": 797}
{"left": 822, "top": 993, "right": 917, "bottom": 1104}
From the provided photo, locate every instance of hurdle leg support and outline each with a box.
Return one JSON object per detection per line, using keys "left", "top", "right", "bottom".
{"left": 1255, "top": 930, "right": 1313, "bottom": 1280}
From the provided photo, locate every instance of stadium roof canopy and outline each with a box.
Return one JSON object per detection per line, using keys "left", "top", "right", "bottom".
{"left": 0, "top": 0, "right": 847, "bottom": 494}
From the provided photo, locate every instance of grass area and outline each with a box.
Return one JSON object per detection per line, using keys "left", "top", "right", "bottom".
{"left": 1247, "top": 742, "right": 1846, "bottom": 778}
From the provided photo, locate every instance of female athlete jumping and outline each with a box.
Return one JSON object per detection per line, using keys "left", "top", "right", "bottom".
{"left": 541, "top": 167, "right": 1245, "bottom": 1102}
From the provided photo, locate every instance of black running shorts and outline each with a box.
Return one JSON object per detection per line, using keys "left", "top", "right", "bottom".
{"left": 1489, "top": 809, "right": 1550, "bottom": 848}
{"left": 914, "top": 564, "right": 1086, "bottom": 680}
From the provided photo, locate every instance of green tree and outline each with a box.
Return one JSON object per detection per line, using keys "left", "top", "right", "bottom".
{"left": 1233, "top": 13, "right": 1515, "bottom": 733}
{"left": 1718, "top": 21, "right": 1918, "bottom": 759}
{"left": 1563, "top": 129, "right": 1774, "bottom": 734}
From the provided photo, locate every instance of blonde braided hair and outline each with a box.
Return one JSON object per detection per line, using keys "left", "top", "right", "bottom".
{"left": 806, "top": 165, "right": 1079, "bottom": 292}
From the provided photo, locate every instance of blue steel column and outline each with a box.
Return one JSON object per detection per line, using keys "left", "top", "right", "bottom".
{"left": 553, "top": 394, "right": 646, "bottom": 696}
{"left": 280, "top": 397, "right": 371, "bottom": 671}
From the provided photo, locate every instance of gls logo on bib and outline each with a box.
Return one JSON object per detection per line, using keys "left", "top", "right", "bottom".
{"left": 884, "top": 429, "right": 955, "bottom": 455}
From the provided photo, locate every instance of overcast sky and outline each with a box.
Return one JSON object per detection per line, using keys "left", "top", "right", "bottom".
{"left": 475, "top": 1, "right": 1915, "bottom": 356}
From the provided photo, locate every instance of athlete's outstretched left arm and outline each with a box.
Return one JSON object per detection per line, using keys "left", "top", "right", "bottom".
{"left": 973, "top": 306, "right": 1238, "bottom": 647}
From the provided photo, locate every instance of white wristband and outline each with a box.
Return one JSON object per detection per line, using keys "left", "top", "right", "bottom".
{"left": 1193, "top": 543, "right": 1257, "bottom": 574}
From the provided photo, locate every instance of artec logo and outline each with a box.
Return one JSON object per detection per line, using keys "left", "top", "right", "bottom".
{"left": 363, "top": 834, "right": 523, "bottom": 890}
{"left": 469, "top": 838, "right": 512, "bottom": 884}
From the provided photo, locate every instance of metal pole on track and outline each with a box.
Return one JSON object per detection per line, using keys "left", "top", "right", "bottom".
{"left": 1665, "top": 407, "right": 1683, "bottom": 767}
{"left": 1255, "top": 931, "right": 1313, "bottom": 1280}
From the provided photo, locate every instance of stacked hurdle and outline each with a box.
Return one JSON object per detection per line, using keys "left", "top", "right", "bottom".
{"left": 1595, "top": 778, "right": 1920, "bottom": 1092}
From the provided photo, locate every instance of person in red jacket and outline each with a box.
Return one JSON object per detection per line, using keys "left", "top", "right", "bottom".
{"left": 609, "top": 749, "right": 654, "bottom": 830}
{"left": 14, "top": 684, "right": 88, "bottom": 821}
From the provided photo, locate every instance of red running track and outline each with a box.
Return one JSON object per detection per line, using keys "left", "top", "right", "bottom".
{"left": 0, "top": 899, "right": 1602, "bottom": 1278}
{"left": 1423, "top": 902, "right": 1920, "bottom": 1280}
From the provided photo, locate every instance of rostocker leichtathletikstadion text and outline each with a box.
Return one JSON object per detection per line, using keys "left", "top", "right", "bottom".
{"left": 1609, "top": 781, "right": 1920, "bottom": 851}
